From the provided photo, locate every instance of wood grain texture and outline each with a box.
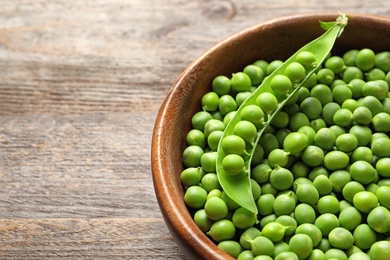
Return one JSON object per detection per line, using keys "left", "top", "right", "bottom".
{"left": 0, "top": 0, "right": 389, "bottom": 259}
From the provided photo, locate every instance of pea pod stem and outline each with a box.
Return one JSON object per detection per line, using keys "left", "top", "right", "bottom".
{"left": 216, "top": 13, "right": 349, "bottom": 214}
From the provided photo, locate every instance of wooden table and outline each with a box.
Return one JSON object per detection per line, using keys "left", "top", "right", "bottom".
{"left": 0, "top": 1, "right": 389, "bottom": 259}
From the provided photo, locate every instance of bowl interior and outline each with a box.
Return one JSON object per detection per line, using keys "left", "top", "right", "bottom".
{"left": 152, "top": 12, "right": 390, "bottom": 260}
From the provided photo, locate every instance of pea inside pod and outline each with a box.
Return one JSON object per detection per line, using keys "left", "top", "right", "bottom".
{"left": 216, "top": 14, "right": 349, "bottom": 214}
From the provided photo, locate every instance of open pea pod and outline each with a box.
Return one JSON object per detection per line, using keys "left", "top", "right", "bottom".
{"left": 216, "top": 13, "right": 349, "bottom": 214}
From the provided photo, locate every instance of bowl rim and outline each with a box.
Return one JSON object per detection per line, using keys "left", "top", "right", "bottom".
{"left": 151, "top": 11, "right": 390, "bottom": 259}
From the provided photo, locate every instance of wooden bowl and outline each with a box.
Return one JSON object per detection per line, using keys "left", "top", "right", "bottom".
{"left": 151, "top": 12, "right": 390, "bottom": 259}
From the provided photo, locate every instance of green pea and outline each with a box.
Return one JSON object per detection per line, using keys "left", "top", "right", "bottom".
{"left": 314, "top": 213, "right": 339, "bottom": 236}
{"left": 218, "top": 240, "right": 242, "bottom": 258}
{"left": 253, "top": 59, "right": 269, "bottom": 74}
{"left": 307, "top": 249, "right": 325, "bottom": 260}
{"left": 375, "top": 186, "right": 390, "bottom": 209}
{"left": 302, "top": 74, "right": 318, "bottom": 91}
{"left": 310, "top": 84, "right": 333, "bottom": 105}
{"left": 353, "top": 191, "right": 378, "bottom": 213}
{"left": 367, "top": 206, "right": 390, "bottom": 233}
{"left": 219, "top": 94, "right": 238, "bottom": 115}
{"left": 184, "top": 186, "right": 208, "bottom": 209}
{"left": 283, "top": 132, "right": 309, "bottom": 155}
{"left": 240, "top": 104, "right": 265, "bottom": 125}
{"left": 275, "top": 129, "right": 292, "bottom": 148}
{"left": 349, "top": 252, "right": 370, "bottom": 260}
{"left": 207, "top": 219, "right": 236, "bottom": 242}
{"left": 314, "top": 128, "right": 336, "bottom": 151}
{"left": 291, "top": 161, "right": 310, "bottom": 179}
{"left": 301, "top": 145, "right": 324, "bottom": 167}
{"left": 325, "top": 55, "right": 345, "bottom": 74}
{"left": 348, "top": 78, "right": 365, "bottom": 99}
{"left": 194, "top": 209, "right": 213, "bottom": 232}
{"left": 240, "top": 227, "right": 261, "bottom": 250}
{"left": 204, "top": 196, "right": 228, "bottom": 220}
{"left": 294, "top": 203, "right": 316, "bottom": 224}
{"left": 256, "top": 92, "right": 278, "bottom": 114}
{"left": 332, "top": 84, "right": 353, "bottom": 105}
{"left": 269, "top": 166, "right": 294, "bottom": 191}
{"left": 231, "top": 72, "right": 252, "bottom": 92}
{"left": 201, "top": 91, "right": 220, "bottom": 111}
{"left": 256, "top": 193, "right": 275, "bottom": 216}
{"left": 359, "top": 95, "right": 383, "bottom": 116}
{"left": 251, "top": 144, "right": 265, "bottom": 167}
{"left": 343, "top": 49, "right": 358, "bottom": 66}
{"left": 333, "top": 108, "right": 353, "bottom": 127}
{"left": 308, "top": 166, "right": 329, "bottom": 181}
{"left": 382, "top": 97, "right": 390, "bottom": 114}
{"left": 207, "top": 189, "right": 222, "bottom": 200}
{"left": 233, "top": 120, "right": 257, "bottom": 142}
{"left": 353, "top": 224, "right": 377, "bottom": 250}
{"left": 267, "top": 60, "right": 283, "bottom": 75}
{"left": 285, "top": 61, "right": 306, "bottom": 82}
{"left": 221, "top": 191, "right": 240, "bottom": 211}
{"left": 221, "top": 135, "right": 246, "bottom": 155}
{"left": 244, "top": 64, "right": 264, "bottom": 85}
{"left": 335, "top": 133, "right": 358, "bottom": 152}
{"left": 271, "top": 111, "right": 289, "bottom": 129}
{"left": 351, "top": 146, "right": 373, "bottom": 164}
{"left": 300, "top": 96, "right": 322, "bottom": 120}
{"left": 252, "top": 163, "right": 272, "bottom": 184}
{"left": 350, "top": 125, "right": 372, "bottom": 146}
{"left": 251, "top": 179, "right": 261, "bottom": 201}
{"left": 296, "top": 183, "right": 319, "bottom": 206}
{"left": 295, "top": 223, "right": 322, "bottom": 247}
{"left": 182, "top": 145, "right": 204, "bottom": 167}
{"left": 201, "top": 172, "right": 221, "bottom": 192}
{"left": 203, "top": 119, "right": 225, "bottom": 138}
{"left": 207, "top": 130, "right": 224, "bottom": 151}
{"left": 317, "top": 68, "right": 335, "bottom": 85}
{"left": 289, "top": 112, "right": 310, "bottom": 132}
{"left": 343, "top": 66, "right": 364, "bottom": 83}
{"left": 376, "top": 157, "right": 390, "bottom": 177}
{"left": 259, "top": 133, "right": 279, "bottom": 157}
{"left": 200, "top": 152, "right": 217, "bottom": 173}
{"left": 186, "top": 129, "right": 206, "bottom": 148}
{"left": 268, "top": 149, "right": 289, "bottom": 168}
{"left": 329, "top": 169, "right": 351, "bottom": 192}
{"left": 270, "top": 74, "right": 292, "bottom": 95}
{"left": 369, "top": 241, "right": 390, "bottom": 260}
{"left": 338, "top": 206, "right": 362, "bottom": 231}
{"left": 342, "top": 181, "right": 365, "bottom": 203}
{"left": 275, "top": 215, "right": 297, "bottom": 236}
{"left": 180, "top": 167, "right": 202, "bottom": 187}
{"left": 310, "top": 118, "right": 326, "bottom": 132}
{"left": 356, "top": 48, "right": 376, "bottom": 71}
{"left": 317, "top": 195, "right": 340, "bottom": 214}
{"left": 251, "top": 236, "right": 275, "bottom": 257}
{"left": 236, "top": 91, "right": 252, "bottom": 107}
{"left": 366, "top": 68, "right": 386, "bottom": 81}
{"left": 341, "top": 98, "right": 360, "bottom": 112}
{"left": 261, "top": 222, "right": 288, "bottom": 243}
{"left": 275, "top": 251, "right": 299, "bottom": 260}
{"left": 324, "top": 249, "right": 348, "bottom": 260}
{"left": 223, "top": 111, "right": 237, "bottom": 126}
{"left": 222, "top": 154, "right": 245, "bottom": 175}
{"left": 211, "top": 109, "right": 223, "bottom": 121}
{"left": 212, "top": 75, "right": 231, "bottom": 96}
{"left": 352, "top": 106, "right": 372, "bottom": 125}
{"left": 375, "top": 51, "right": 390, "bottom": 72}
{"left": 372, "top": 112, "right": 390, "bottom": 132}
{"left": 288, "top": 234, "right": 313, "bottom": 260}
{"left": 372, "top": 137, "right": 390, "bottom": 157}
{"left": 232, "top": 207, "right": 257, "bottom": 229}
{"left": 191, "top": 111, "right": 213, "bottom": 131}
{"left": 237, "top": 250, "right": 255, "bottom": 260}
{"left": 322, "top": 102, "right": 340, "bottom": 125}
{"left": 297, "top": 126, "right": 315, "bottom": 145}
{"left": 313, "top": 174, "right": 333, "bottom": 195}
{"left": 273, "top": 191, "right": 296, "bottom": 215}
{"left": 296, "top": 51, "right": 316, "bottom": 69}
{"left": 329, "top": 125, "right": 346, "bottom": 138}
{"left": 296, "top": 86, "right": 310, "bottom": 104}
{"left": 324, "top": 150, "right": 350, "bottom": 171}
{"left": 362, "top": 80, "right": 389, "bottom": 100}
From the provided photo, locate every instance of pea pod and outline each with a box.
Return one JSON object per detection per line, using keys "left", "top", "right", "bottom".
{"left": 216, "top": 13, "right": 349, "bottom": 214}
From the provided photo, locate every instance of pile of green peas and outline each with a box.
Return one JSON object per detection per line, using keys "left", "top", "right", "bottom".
{"left": 181, "top": 47, "right": 390, "bottom": 260}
